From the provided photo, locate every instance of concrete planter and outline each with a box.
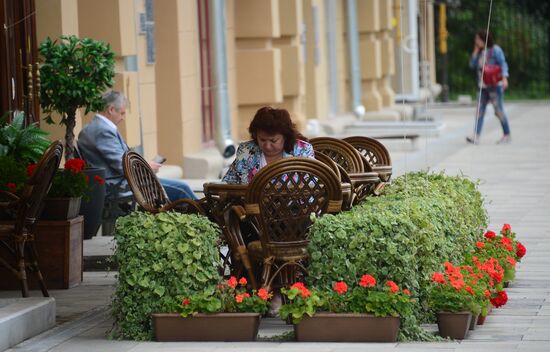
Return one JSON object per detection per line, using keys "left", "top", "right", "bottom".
{"left": 152, "top": 313, "right": 261, "bottom": 341}
{"left": 294, "top": 313, "right": 400, "bottom": 342}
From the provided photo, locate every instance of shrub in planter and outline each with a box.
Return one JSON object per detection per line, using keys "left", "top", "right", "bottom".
{"left": 111, "top": 211, "right": 222, "bottom": 340}
{"left": 306, "top": 171, "right": 487, "bottom": 340}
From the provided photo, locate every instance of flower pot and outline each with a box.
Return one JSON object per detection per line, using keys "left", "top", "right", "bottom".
{"left": 294, "top": 313, "right": 400, "bottom": 342}
{"left": 477, "top": 314, "right": 487, "bottom": 325}
{"left": 79, "top": 167, "right": 106, "bottom": 239}
{"left": 437, "top": 311, "right": 471, "bottom": 339}
{"left": 469, "top": 314, "right": 479, "bottom": 330}
{"left": 151, "top": 313, "right": 261, "bottom": 341}
{"left": 40, "top": 197, "right": 82, "bottom": 220}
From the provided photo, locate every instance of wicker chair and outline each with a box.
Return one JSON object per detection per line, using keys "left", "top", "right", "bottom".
{"left": 224, "top": 157, "right": 343, "bottom": 290}
{"left": 0, "top": 140, "right": 63, "bottom": 297}
{"left": 122, "top": 151, "right": 203, "bottom": 214}
{"left": 343, "top": 136, "right": 392, "bottom": 183}
{"left": 314, "top": 152, "right": 354, "bottom": 210}
{"left": 310, "top": 137, "right": 380, "bottom": 204}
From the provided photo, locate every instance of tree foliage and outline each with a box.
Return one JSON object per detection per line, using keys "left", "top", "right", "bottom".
{"left": 39, "top": 35, "right": 115, "bottom": 159}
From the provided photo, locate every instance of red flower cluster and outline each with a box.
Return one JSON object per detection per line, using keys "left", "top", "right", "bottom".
{"left": 64, "top": 158, "right": 86, "bottom": 173}
{"left": 359, "top": 274, "right": 376, "bottom": 288}
{"left": 490, "top": 290, "right": 508, "bottom": 308}
{"left": 290, "top": 282, "right": 311, "bottom": 298}
{"left": 484, "top": 231, "right": 496, "bottom": 240}
{"left": 257, "top": 288, "right": 269, "bottom": 301}
{"left": 333, "top": 281, "right": 348, "bottom": 294}
{"left": 26, "top": 164, "right": 37, "bottom": 177}
{"left": 386, "top": 281, "right": 399, "bottom": 293}
{"left": 94, "top": 175, "right": 105, "bottom": 185}
{"left": 516, "top": 242, "right": 526, "bottom": 258}
{"left": 235, "top": 292, "right": 250, "bottom": 303}
{"left": 6, "top": 182, "right": 16, "bottom": 192}
{"left": 226, "top": 276, "right": 238, "bottom": 288}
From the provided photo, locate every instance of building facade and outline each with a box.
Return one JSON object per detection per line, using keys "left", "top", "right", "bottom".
{"left": 31, "top": 0, "right": 438, "bottom": 178}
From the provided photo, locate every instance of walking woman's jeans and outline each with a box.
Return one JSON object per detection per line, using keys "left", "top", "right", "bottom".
{"left": 159, "top": 178, "right": 198, "bottom": 201}
{"left": 475, "top": 85, "right": 511, "bottom": 136}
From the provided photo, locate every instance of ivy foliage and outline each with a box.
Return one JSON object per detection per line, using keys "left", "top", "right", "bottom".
{"left": 306, "top": 171, "right": 487, "bottom": 340}
{"left": 111, "top": 211, "right": 222, "bottom": 340}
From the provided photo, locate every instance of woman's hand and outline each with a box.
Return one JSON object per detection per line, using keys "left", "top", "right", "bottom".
{"left": 148, "top": 160, "right": 162, "bottom": 173}
{"left": 502, "top": 77, "right": 509, "bottom": 90}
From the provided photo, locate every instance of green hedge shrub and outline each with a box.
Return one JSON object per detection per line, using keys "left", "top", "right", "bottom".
{"left": 306, "top": 171, "right": 487, "bottom": 340}
{"left": 111, "top": 211, "right": 222, "bottom": 340}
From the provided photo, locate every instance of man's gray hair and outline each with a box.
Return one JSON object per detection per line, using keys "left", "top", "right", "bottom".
{"left": 102, "top": 90, "right": 128, "bottom": 111}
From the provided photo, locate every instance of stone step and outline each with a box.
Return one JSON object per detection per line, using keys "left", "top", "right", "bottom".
{"left": 0, "top": 297, "right": 56, "bottom": 351}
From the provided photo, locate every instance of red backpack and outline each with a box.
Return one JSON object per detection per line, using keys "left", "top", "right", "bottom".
{"left": 482, "top": 48, "right": 503, "bottom": 86}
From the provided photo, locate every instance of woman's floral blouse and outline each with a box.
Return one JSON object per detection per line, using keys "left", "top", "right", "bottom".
{"left": 222, "top": 139, "right": 314, "bottom": 184}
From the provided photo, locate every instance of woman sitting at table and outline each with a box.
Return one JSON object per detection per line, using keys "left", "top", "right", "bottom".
{"left": 222, "top": 106, "right": 314, "bottom": 184}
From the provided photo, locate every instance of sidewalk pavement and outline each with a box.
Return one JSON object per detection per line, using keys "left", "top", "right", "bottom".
{"left": 4, "top": 101, "right": 550, "bottom": 351}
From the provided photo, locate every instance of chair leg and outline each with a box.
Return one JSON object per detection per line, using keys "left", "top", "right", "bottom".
{"left": 15, "top": 241, "right": 30, "bottom": 297}
{"left": 236, "top": 245, "right": 258, "bottom": 290}
{"left": 27, "top": 241, "right": 49, "bottom": 297}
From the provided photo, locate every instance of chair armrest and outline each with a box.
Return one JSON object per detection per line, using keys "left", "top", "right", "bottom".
{"left": 223, "top": 205, "right": 248, "bottom": 247}
{"left": 163, "top": 199, "right": 206, "bottom": 215}
{"left": 0, "top": 190, "right": 20, "bottom": 210}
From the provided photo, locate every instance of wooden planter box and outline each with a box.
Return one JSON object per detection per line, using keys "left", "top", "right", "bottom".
{"left": 0, "top": 216, "right": 83, "bottom": 289}
{"left": 294, "top": 313, "right": 400, "bottom": 342}
{"left": 152, "top": 313, "right": 261, "bottom": 341}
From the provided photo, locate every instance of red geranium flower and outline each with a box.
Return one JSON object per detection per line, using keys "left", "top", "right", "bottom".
{"left": 226, "top": 276, "right": 238, "bottom": 288}
{"left": 182, "top": 298, "right": 190, "bottom": 305}
{"left": 26, "top": 164, "right": 37, "bottom": 177}
{"left": 402, "top": 288, "right": 411, "bottom": 296}
{"left": 333, "top": 281, "right": 348, "bottom": 294}
{"left": 501, "top": 223, "right": 511, "bottom": 234}
{"left": 484, "top": 231, "right": 496, "bottom": 240}
{"left": 432, "top": 272, "right": 446, "bottom": 284}
{"left": 238, "top": 277, "right": 248, "bottom": 286}
{"left": 6, "top": 182, "right": 16, "bottom": 192}
{"left": 476, "top": 241, "right": 485, "bottom": 249}
{"left": 516, "top": 242, "right": 526, "bottom": 258}
{"left": 257, "top": 288, "right": 269, "bottom": 301}
{"left": 359, "top": 274, "right": 376, "bottom": 288}
{"left": 94, "top": 175, "right": 105, "bottom": 185}
{"left": 385, "top": 280, "right": 399, "bottom": 293}
{"left": 64, "top": 158, "right": 86, "bottom": 173}
{"left": 490, "top": 290, "right": 508, "bottom": 308}
{"left": 290, "top": 282, "right": 311, "bottom": 298}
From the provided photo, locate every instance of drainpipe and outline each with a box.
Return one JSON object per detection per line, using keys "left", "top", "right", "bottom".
{"left": 325, "top": 0, "right": 339, "bottom": 117}
{"left": 208, "top": 0, "right": 235, "bottom": 158}
{"left": 345, "top": 0, "right": 365, "bottom": 117}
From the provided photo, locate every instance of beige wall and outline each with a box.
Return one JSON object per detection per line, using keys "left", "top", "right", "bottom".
{"left": 303, "top": 0, "right": 328, "bottom": 121}
{"left": 34, "top": 0, "right": 434, "bottom": 176}
{"left": 35, "top": 0, "right": 79, "bottom": 144}
{"left": 234, "top": 0, "right": 283, "bottom": 140}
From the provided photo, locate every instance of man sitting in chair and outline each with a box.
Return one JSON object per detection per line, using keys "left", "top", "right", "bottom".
{"left": 78, "top": 90, "right": 197, "bottom": 202}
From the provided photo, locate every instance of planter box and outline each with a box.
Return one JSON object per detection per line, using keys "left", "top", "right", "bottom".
{"left": 437, "top": 311, "right": 472, "bottom": 339}
{"left": 294, "top": 313, "right": 400, "bottom": 342}
{"left": 152, "top": 313, "right": 261, "bottom": 341}
{"left": 40, "top": 197, "right": 81, "bottom": 220}
{"left": 0, "top": 216, "right": 83, "bottom": 289}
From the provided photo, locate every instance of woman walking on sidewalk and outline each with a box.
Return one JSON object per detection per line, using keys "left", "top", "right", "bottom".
{"left": 467, "top": 30, "right": 511, "bottom": 144}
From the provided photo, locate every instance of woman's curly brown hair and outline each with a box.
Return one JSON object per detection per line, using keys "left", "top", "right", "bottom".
{"left": 248, "top": 106, "right": 308, "bottom": 153}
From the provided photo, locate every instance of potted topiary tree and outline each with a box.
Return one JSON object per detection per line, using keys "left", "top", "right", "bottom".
{"left": 39, "top": 35, "right": 115, "bottom": 237}
{"left": 39, "top": 35, "right": 115, "bottom": 160}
